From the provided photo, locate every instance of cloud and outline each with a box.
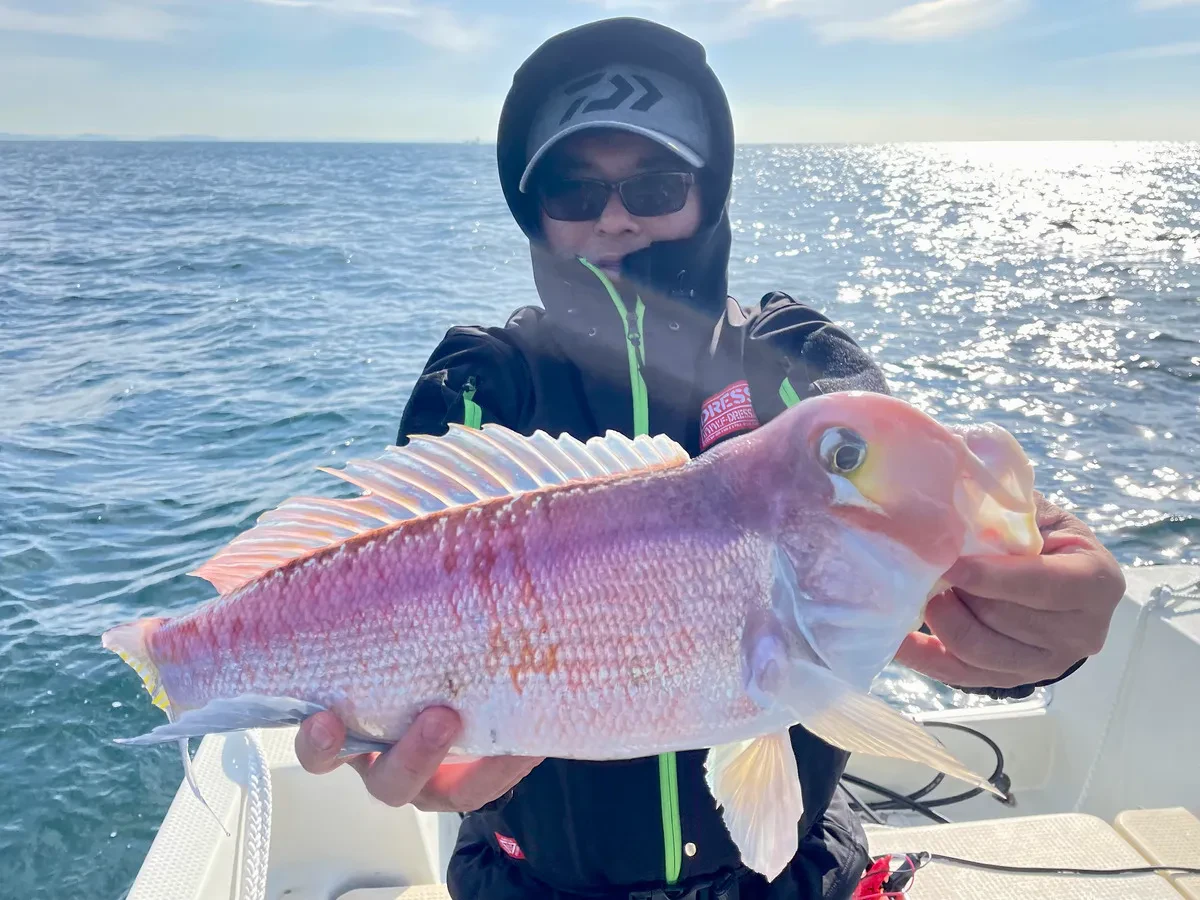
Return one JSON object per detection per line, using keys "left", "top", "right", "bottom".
{"left": 245, "top": 0, "right": 493, "bottom": 51}
{"left": 0, "top": 52, "right": 102, "bottom": 77}
{"left": 0, "top": 1, "right": 181, "bottom": 41}
{"left": 574, "top": 0, "right": 1028, "bottom": 44}
{"left": 1137, "top": 0, "right": 1200, "bottom": 9}
{"left": 0, "top": 0, "right": 497, "bottom": 50}
{"left": 1066, "top": 39, "right": 1200, "bottom": 62}
{"left": 570, "top": 0, "right": 685, "bottom": 10}
{"left": 810, "top": 0, "right": 1028, "bottom": 43}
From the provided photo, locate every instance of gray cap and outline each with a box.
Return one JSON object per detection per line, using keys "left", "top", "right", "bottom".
{"left": 519, "top": 62, "right": 710, "bottom": 193}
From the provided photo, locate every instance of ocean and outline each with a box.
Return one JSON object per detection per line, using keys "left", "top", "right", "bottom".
{"left": 1, "top": 140, "right": 1197, "bottom": 898}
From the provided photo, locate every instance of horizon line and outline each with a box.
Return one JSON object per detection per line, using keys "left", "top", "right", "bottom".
{"left": 4, "top": 135, "right": 1198, "bottom": 145}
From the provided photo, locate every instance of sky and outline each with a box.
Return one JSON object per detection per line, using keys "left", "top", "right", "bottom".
{"left": 1, "top": 0, "right": 1199, "bottom": 141}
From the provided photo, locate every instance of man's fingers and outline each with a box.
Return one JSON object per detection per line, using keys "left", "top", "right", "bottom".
{"left": 416, "top": 755, "right": 544, "bottom": 813}
{"left": 347, "top": 752, "right": 378, "bottom": 780}
{"left": 359, "top": 707, "right": 461, "bottom": 808}
{"left": 944, "top": 552, "right": 1098, "bottom": 612}
{"left": 956, "top": 591, "right": 1107, "bottom": 660}
{"left": 893, "top": 632, "right": 1021, "bottom": 689}
{"left": 920, "top": 590, "right": 1051, "bottom": 676}
{"left": 954, "top": 593, "right": 1071, "bottom": 653}
{"left": 294, "top": 706, "right": 534, "bottom": 814}
{"left": 295, "top": 711, "right": 348, "bottom": 775}
{"left": 893, "top": 632, "right": 1030, "bottom": 690}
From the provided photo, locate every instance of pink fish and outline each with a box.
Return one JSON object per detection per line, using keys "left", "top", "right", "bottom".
{"left": 103, "top": 390, "right": 1042, "bottom": 879}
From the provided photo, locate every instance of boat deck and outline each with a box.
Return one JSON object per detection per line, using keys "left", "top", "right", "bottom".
{"left": 335, "top": 808, "right": 1200, "bottom": 900}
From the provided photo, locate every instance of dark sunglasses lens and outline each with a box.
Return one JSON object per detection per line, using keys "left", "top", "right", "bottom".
{"left": 540, "top": 180, "right": 609, "bottom": 221}
{"left": 620, "top": 173, "right": 691, "bottom": 217}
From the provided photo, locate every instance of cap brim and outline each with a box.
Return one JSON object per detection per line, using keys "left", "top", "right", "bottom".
{"left": 518, "top": 121, "right": 705, "bottom": 193}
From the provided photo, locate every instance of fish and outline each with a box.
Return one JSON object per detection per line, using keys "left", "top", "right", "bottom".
{"left": 102, "top": 390, "right": 1043, "bottom": 881}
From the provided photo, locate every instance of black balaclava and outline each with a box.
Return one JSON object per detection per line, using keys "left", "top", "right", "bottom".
{"left": 496, "top": 17, "right": 736, "bottom": 326}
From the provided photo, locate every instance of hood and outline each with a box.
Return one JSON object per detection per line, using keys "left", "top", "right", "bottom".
{"left": 497, "top": 17, "right": 736, "bottom": 324}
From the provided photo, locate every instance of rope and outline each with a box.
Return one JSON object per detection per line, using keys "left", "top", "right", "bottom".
{"left": 1073, "top": 576, "right": 1199, "bottom": 811}
{"left": 238, "top": 729, "right": 272, "bottom": 900}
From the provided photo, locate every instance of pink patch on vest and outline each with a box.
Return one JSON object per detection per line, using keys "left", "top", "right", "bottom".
{"left": 495, "top": 832, "right": 525, "bottom": 860}
{"left": 700, "top": 380, "right": 759, "bottom": 450}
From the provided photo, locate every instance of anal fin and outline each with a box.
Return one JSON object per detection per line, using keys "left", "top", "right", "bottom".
{"left": 179, "top": 737, "right": 230, "bottom": 837}
{"left": 114, "top": 694, "right": 328, "bottom": 746}
{"left": 704, "top": 731, "right": 804, "bottom": 882}
{"left": 117, "top": 695, "right": 470, "bottom": 768}
{"left": 337, "top": 735, "right": 395, "bottom": 758}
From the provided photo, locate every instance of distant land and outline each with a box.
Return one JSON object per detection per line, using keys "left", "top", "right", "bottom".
{"left": 0, "top": 132, "right": 220, "bottom": 142}
{"left": 0, "top": 133, "right": 491, "bottom": 143}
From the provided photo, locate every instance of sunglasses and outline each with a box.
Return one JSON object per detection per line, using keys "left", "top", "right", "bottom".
{"left": 536, "top": 171, "right": 695, "bottom": 222}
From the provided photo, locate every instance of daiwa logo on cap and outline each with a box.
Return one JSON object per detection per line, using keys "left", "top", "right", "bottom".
{"left": 701, "top": 380, "right": 759, "bottom": 450}
{"left": 558, "top": 70, "right": 664, "bottom": 124}
{"left": 518, "top": 62, "right": 711, "bottom": 193}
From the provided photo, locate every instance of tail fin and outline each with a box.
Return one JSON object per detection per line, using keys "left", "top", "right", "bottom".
{"left": 102, "top": 617, "right": 230, "bottom": 837}
{"left": 102, "top": 617, "right": 171, "bottom": 712}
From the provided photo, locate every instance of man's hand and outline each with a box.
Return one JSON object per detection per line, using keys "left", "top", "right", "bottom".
{"left": 895, "top": 494, "right": 1126, "bottom": 689}
{"left": 295, "top": 707, "right": 543, "bottom": 812}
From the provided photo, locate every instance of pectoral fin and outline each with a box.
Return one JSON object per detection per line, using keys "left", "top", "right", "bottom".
{"left": 779, "top": 658, "right": 1001, "bottom": 797}
{"left": 704, "top": 731, "right": 804, "bottom": 882}
{"left": 742, "top": 606, "right": 999, "bottom": 798}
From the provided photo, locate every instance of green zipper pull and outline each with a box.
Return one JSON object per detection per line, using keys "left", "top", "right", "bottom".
{"left": 462, "top": 376, "right": 483, "bottom": 430}
{"left": 779, "top": 376, "right": 802, "bottom": 409}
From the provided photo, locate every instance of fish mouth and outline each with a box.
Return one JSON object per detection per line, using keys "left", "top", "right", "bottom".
{"left": 949, "top": 422, "right": 1043, "bottom": 557}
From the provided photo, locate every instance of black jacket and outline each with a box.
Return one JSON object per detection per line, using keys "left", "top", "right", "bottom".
{"left": 392, "top": 16, "right": 884, "bottom": 900}
{"left": 393, "top": 15, "right": 1055, "bottom": 900}
{"left": 397, "top": 283, "right": 882, "bottom": 900}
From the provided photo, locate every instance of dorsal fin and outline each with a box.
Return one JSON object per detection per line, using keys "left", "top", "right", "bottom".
{"left": 189, "top": 424, "right": 690, "bottom": 596}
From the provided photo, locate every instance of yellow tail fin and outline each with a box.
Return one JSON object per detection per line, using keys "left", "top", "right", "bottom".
{"left": 102, "top": 617, "right": 171, "bottom": 712}
{"left": 102, "top": 615, "right": 229, "bottom": 837}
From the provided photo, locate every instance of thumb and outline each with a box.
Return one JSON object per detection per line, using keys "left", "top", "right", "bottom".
{"left": 296, "top": 711, "right": 347, "bottom": 775}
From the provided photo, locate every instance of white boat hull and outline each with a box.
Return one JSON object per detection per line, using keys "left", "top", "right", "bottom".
{"left": 124, "top": 564, "right": 1200, "bottom": 900}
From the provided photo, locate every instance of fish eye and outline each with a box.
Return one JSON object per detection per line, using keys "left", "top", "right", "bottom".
{"left": 819, "top": 428, "right": 867, "bottom": 474}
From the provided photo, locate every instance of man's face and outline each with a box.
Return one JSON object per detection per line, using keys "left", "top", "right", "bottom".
{"left": 535, "top": 130, "right": 702, "bottom": 281}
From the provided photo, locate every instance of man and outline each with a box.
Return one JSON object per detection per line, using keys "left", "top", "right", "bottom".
{"left": 296, "top": 16, "right": 1126, "bottom": 900}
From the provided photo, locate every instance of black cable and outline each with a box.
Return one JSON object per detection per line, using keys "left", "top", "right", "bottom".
{"left": 919, "top": 852, "right": 1200, "bottom": 877}
{"left": 903, "top": 771, "right": 944, "bottom": 805}
{"left": 841, "top": 774, "right": 951, "bottom": 824}
{"left": 862, "top": 771, "right": 944, "bottom": 812}
{"left": 841, "top": 720, "right": 1012, "bottom": 823}
{"left": 918, "top": 722, "right": 1009, "bottom": 808}
{"left": 838, "top": 781, "right": 885, "bottom": 826}
{"left": 883, "top": 722, "right": 1007, "bottom": 809}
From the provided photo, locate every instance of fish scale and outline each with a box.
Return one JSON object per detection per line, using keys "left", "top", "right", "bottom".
{"left": 104, "top": 393, "right": 1043, "bottom": 880}
{"left": 147, "top": 463, "right": 767, "bottom": 758}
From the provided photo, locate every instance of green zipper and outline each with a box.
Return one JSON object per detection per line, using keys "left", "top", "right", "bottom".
{"left": 658, "top": 751, "right": 682, "bottom": 882}
{"left": 579, "top": 259, "right": 649, "bottom": 437}
{"left": 578, "top": 258, "right": 681, "bottom": 884}
{"left": 779, "top": 376, "right": 802, "bottom": 409}
{"left": 462, "top": 376, "right": 483, "bottom": 429}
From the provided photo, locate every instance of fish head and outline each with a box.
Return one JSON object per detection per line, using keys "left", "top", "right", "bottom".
{"left": 761, "top": 391, "right": 1043, "bottom": 686}
{"left": 782, "top": 390, "right": 1043, "bottom": 574}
